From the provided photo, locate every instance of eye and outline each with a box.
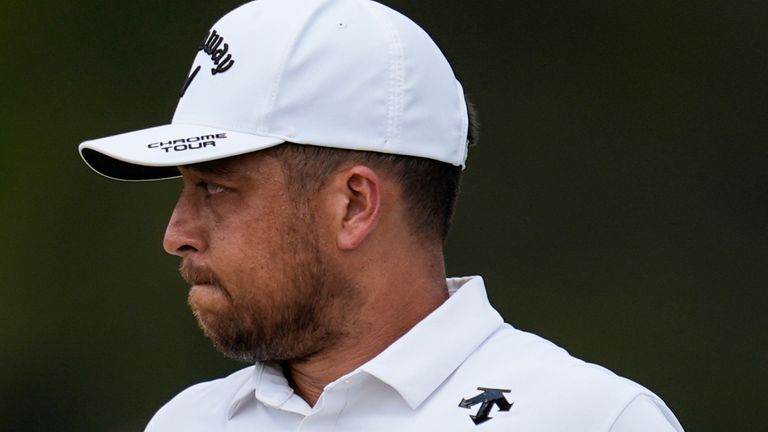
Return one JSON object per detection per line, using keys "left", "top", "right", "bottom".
{"left": 198, "top": 181, "right": 225, "bottom": 195}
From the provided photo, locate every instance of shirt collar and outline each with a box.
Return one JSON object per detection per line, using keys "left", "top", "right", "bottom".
{"left": 359, "top": 275, "right": 503, "bottom": 409}
{"left": 227, "top": 362, "right": 298, "bottom": 419}
{"left": 227, "top": 275, "right": 503, "bottom": 416}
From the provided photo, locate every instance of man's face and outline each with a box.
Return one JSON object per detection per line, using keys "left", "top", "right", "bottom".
{"left": 163, "top": 151, "right": 359, "bottom": 363}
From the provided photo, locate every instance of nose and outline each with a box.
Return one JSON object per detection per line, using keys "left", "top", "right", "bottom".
{"left": 163, "top": 191, "right": 207, "bottom": 257}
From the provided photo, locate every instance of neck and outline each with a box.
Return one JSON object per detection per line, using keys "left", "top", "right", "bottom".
{"left": 282, "top": 270, "right": 448, "bottom": 406}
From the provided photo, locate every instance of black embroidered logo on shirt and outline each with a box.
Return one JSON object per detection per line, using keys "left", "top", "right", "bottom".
{"left": 458, "top": 387, "right": 513, "bottom": 425}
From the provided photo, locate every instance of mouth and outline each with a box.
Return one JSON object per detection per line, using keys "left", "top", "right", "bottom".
{"left": 189, "top": 281, "right": 220, "bottom": 293}
{"left": 189, "top": 282, "right": 233, "bottom": 302}
{"left": 190, "top": 282, "right": 215, "bottom": 289}
{"left": 181, "top": 262, "right": 218, "bottom": 286}
{"left": 180, "top": 261, "right": 233, "bottom": 301}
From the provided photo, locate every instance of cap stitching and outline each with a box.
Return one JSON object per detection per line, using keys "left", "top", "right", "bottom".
{"left": 368, "top": 4, "right": 402, "bottom": 149}
{"left": 390, "top": 14, "right": 405, "bottom": 149}
{"left": 260, "top": 1, "right": 326, "bottom": 134}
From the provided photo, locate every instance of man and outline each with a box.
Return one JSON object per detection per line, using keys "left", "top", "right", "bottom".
{"left": 79, "top": 0, "right": 684, "bottom": 430}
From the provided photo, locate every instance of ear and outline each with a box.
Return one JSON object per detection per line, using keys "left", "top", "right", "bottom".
{"left": 330, "top": 165, "right": 382, "bottom": 251}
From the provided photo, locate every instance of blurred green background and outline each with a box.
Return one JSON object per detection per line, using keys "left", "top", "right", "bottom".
{"left": 1, "top": 0, "right": 766, "bottom": 430}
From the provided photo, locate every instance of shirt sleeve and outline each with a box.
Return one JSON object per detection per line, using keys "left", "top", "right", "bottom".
{"left": 609, "top": 394, "right": 685, "bottom": 432}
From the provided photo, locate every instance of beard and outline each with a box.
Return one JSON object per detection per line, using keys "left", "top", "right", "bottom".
{"left": 181, "top": 216, "right": 360, "bottom": 363}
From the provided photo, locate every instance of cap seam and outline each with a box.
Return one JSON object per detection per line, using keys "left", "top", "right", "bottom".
{"left": 389, "top": 11, "right": 405, "bottom": 150}
{"left": 260, "top": 1, "right": 326, "bottom": 134}
{"left": 369, "top": 3, "right": 403, "bottom": 150}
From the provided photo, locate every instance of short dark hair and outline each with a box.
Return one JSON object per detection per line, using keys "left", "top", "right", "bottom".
{"left": 269, "top": 96, "right": 479, "bottom": 242}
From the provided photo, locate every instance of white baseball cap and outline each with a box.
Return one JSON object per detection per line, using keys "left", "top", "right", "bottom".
{"left": 79, "top": 0, "right": 469, "bottom": 181}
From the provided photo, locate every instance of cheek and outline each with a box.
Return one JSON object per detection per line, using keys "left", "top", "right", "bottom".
{"left": 209, "top": 216, "right": 288, "bottom": 287}
{"left": 206, "top": 184, "right": 299, "bottom": 287}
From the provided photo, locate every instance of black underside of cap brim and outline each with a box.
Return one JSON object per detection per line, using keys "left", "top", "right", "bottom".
{"left": 82, "top": 148, "right": 180, "bottom": 181}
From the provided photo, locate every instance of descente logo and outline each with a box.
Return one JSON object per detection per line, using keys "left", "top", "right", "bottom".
{"left": 148, "top": 133, "right": 227, "bottom": 153}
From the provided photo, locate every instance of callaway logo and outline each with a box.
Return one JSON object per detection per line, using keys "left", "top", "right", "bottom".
{"left": 459, "top": 387, "right": 513, "bottom": 425}
{"left": 147, "top": 133, "right": 227, "bottom": 153}
{"left": 180, "top": 29, "right": 235, "bottom": 97}
{"left": 199, "top": 29, "right": 235, "bottom": 75}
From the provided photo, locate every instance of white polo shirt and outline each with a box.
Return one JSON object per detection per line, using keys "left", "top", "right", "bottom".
{"left": 146, "top": 276, "right": 684, "bottom": 431}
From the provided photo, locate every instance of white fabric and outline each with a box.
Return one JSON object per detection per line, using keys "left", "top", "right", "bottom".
{"left": 610, "top": 395, "right": 683, "bottom": 432}
{"left": 145, "top": 276, "right": 684, "bottom": 431}
{"left": 79, "top": 0, "right": 469, "bottom": 181}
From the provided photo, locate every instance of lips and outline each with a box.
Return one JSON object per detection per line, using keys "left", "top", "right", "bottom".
{"left": 180, "top": 261, "right": 221, "bottom": 286}
{"left": 191, "top": 282, "right": 217, "bottom": 289}
{"left": 189, "top": 283, "right": 219, "bottom": 296}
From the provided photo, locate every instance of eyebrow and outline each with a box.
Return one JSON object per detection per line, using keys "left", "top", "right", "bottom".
{"left": 183, "top": 159, "right": 242, "bottom": 179}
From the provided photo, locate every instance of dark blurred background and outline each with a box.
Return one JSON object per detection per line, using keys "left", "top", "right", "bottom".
{"left": 1, "top": 1, "right": 766, "bottom": 430}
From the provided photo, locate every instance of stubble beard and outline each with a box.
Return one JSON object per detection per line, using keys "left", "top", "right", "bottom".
{"left": 183, "top": 216, "right": 360, "bottom": 364}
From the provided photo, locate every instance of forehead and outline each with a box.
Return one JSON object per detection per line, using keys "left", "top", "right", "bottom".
{"left": 181, "top": 151, "right": 280, "bottom": 180}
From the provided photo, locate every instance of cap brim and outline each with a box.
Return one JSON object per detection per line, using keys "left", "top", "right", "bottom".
{"left": 79, "top": 123, "right": 285, "bottom": 181}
